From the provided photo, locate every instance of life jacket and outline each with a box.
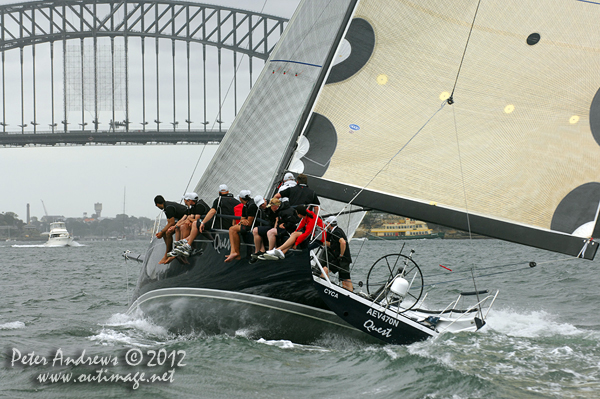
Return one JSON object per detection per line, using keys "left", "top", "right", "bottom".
{"left": 233, "top": 203, "right": 244, "bottom": 225}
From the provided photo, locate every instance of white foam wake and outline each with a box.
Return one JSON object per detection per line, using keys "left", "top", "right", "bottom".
{"left": 89, "top": 312, "right": 169, "bottom": 347}
{"left": 0, "top": 321, "right": 26, "bottom": 330}
{"left": 484, "top": 308, "right": 581, "bottom": 338}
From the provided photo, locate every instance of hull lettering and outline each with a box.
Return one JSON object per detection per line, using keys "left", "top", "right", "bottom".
{"left": 213, "top": 234, "right": 231, "bottom": 254}
{"left": 366, "top": 308, "right": 400, "bottom": 327}
{"left": 363, "top": 320, "right": 393, "bottom": 338}
{"left": 323, "top": 288, "right": 338, "bottom": 299}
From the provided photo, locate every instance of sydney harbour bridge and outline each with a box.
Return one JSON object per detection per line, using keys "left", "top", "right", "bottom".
{"left": 0, "top": 0, "right": 288, "bottom": 146}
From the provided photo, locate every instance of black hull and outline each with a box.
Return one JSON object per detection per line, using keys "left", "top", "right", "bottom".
{"left": 128, "top": 232, "right": 378, "bottom": 344}
{"left": 313, "top": 277, "right": 436, "bottom": 345}
{"left": 132, "top": 232, "right": 327, "bottom": 309}
{"left": 128, "top": 287, "right": 381, "bottom": 344}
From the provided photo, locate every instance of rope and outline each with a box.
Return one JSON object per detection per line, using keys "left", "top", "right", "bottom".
{"left": 421, "top": 256, "right": 581, "bottom": 288}
{"left": 451, "top": 98, "right": 482, "bottom": 316}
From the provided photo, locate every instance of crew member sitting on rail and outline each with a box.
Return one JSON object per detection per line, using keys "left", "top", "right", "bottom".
{"left": 166, "top": 192, "right": 210, "bottom": 260}
{"left": 251, "top": 197, "right": 281, "bottom": 260}
{"left": 224, "top": 190, "right": 253, "bottom": 262}
{"left": 276, "top": 172, "right": 297, "bottom": 203}
{"left": 154, "top": 195, "right": 187, "bottom": 264}
{"left": 198, "top": 184, "right": 240, "bottom": 232}
{"left": 261, "top": 205, "right": 325, "bottom": 260}
{"left": 182, "top": 184, "right": 240, "bottom": 251}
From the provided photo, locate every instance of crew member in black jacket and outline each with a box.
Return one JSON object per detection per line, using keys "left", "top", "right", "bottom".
{"left": 154, "top": 195, "right": 187, "bottom": 264}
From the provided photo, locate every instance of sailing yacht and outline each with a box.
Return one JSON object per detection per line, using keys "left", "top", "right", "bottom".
{"left": 128, "top": 0, "right": 600, "bottom": 344}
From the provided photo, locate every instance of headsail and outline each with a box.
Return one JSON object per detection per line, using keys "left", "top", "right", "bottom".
{"left": 194, "top": 0, "right": 358, "bottom": 202}
{"left": 288, "top": 0, "right": 600, "bottom": 259}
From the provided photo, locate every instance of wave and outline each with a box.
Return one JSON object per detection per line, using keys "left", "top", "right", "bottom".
{"left": 485, "top": 308, "right": 584, "bottom": 338}
{"left": 102, "top": 312, "right": 169, "bottom": 336}
{"left": 11, "top": 241, "right": 83, "bottom": 248}
{"left": 0, "top": 321, "right": 26, "bottom": 330}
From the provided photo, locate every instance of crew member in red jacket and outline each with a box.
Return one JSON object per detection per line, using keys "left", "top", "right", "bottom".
{"left": 261, "top": 205, "right": 325, "bottom": 260}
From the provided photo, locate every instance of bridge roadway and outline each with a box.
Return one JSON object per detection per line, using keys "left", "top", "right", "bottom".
{"left": 0, "top": 129, "right": 227, "bottom": 147}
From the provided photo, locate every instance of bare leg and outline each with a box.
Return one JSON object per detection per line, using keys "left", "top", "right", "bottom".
{"left": 277, "top": 231, "right": 302, "bottom": 254}
{"left": 186, "top": 222, "right": 200, "bottom": 245}
{"left": 266, "top": 228, "right": 278, "bottom": 251}
{"left": 159, "top": 232, "right": 174, "bottom": 264}
{"left": 180, "top": 222, "right": 192, "bottom": 241}
{"left": 225, "top": 224, "right": 241, "bottom": 262}
{"left": 342, "top": 279, "right": 354, "bottom": 292}
{"left": 252, "top": 227, "right": 264, "bottom": 253}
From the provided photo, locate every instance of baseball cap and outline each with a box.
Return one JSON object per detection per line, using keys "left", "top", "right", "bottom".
{"left": 254, "top": 195, "right": 265, "bottom": 207}
{"left": 219, "top": 184, "right": 228, "bottom": 193}
{"left": 283, "top": 172, "right": 294, "bottom": 182}
{"left": 182, "top": 192, "right": 199, "bottom": 201}
{"left": 238, "top": 189, "right": 251, "bottom": 199}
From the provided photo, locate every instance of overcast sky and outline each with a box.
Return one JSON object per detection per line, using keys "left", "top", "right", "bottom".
{"left": 0, "top": 0, "right": 300, "bottom": 220}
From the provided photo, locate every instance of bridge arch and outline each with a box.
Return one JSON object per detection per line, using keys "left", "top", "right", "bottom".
{"left": 1, "top": 0, "right": 286, "bottom": 59}
{"left": 0, "top": 0, "right": 289, "bottom": 144}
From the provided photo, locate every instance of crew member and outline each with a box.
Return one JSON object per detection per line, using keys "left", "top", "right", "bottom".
{"left": 275, "top": 173, "right": 320, "bottom": 213}
{"left": 261, "top": 205, "right": 325, "bottom": 260}
{"left": 323, "top": 216, "right": 353, "bottom": 292}
{"left": 154, "top": 195, "right": 187, "bottom": 264}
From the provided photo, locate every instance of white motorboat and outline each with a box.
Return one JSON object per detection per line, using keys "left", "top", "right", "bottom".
{"left": 43, "top": 222, "right": 74, "bottom": 247}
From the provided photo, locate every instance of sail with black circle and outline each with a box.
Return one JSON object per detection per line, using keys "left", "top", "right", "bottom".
{"left": 286, "top": 0, "right": 600, "bottom": 259}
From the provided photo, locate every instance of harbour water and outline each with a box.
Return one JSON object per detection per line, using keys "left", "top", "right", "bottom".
{"left": 1, "top": 238, "right": 599, "bottom": 398}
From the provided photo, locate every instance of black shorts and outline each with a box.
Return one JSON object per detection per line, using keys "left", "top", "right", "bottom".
{"left": 329, "top": 258, "right": 351, "bottom": 280}
{"left": 256, "top": 226, "right": 272, "bottom": 237}
{"left": 239, "top": 224, "right": 253, "bottom": 242}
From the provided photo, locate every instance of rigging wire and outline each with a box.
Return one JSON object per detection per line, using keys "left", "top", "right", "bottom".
{"left": 183, "top": 0, "right": 272, "bottom": 195}
{"left": 342, "top": 101, "right": 448, "bottom": 213}
{"left": 448, "top": 0, "right": 485, "bottom": 317}
{"left": 451, "top": 103, "right": 483, "bottom": 317}
{"left": 448, "top": 0, "right": 484, "bottom": 103}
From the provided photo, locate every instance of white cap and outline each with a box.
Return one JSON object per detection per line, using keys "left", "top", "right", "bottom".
{"left": 182, "top": 192, "right": 199, "bottom": 201}
{"left": 254, "top": 195, "right": 265, "bottom": 207}
{"left": 238, "top": 189, "right": 251, "bottom": 199}
{"left": 283, "top": 172, "right": 294, "bottom": 182}
{"left": 219, "top": 184, "right": 228, "bottom": 192}
{"left": 325, "top": 216, "right": 337, "bottom": 226}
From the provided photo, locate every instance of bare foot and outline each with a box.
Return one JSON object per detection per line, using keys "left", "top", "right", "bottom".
{"left": 158, "top": 256, "right": 168, "bottom": 264}
{"left": 224, "top": 253, "right": 240, "bottom": 263}
{"left": 164, "top": 256, "right": 176, "bottom": 264}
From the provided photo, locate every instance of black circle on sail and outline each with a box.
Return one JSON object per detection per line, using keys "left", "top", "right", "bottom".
{"left": 526, "top": 33, "right": 541, "bottom": 46}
